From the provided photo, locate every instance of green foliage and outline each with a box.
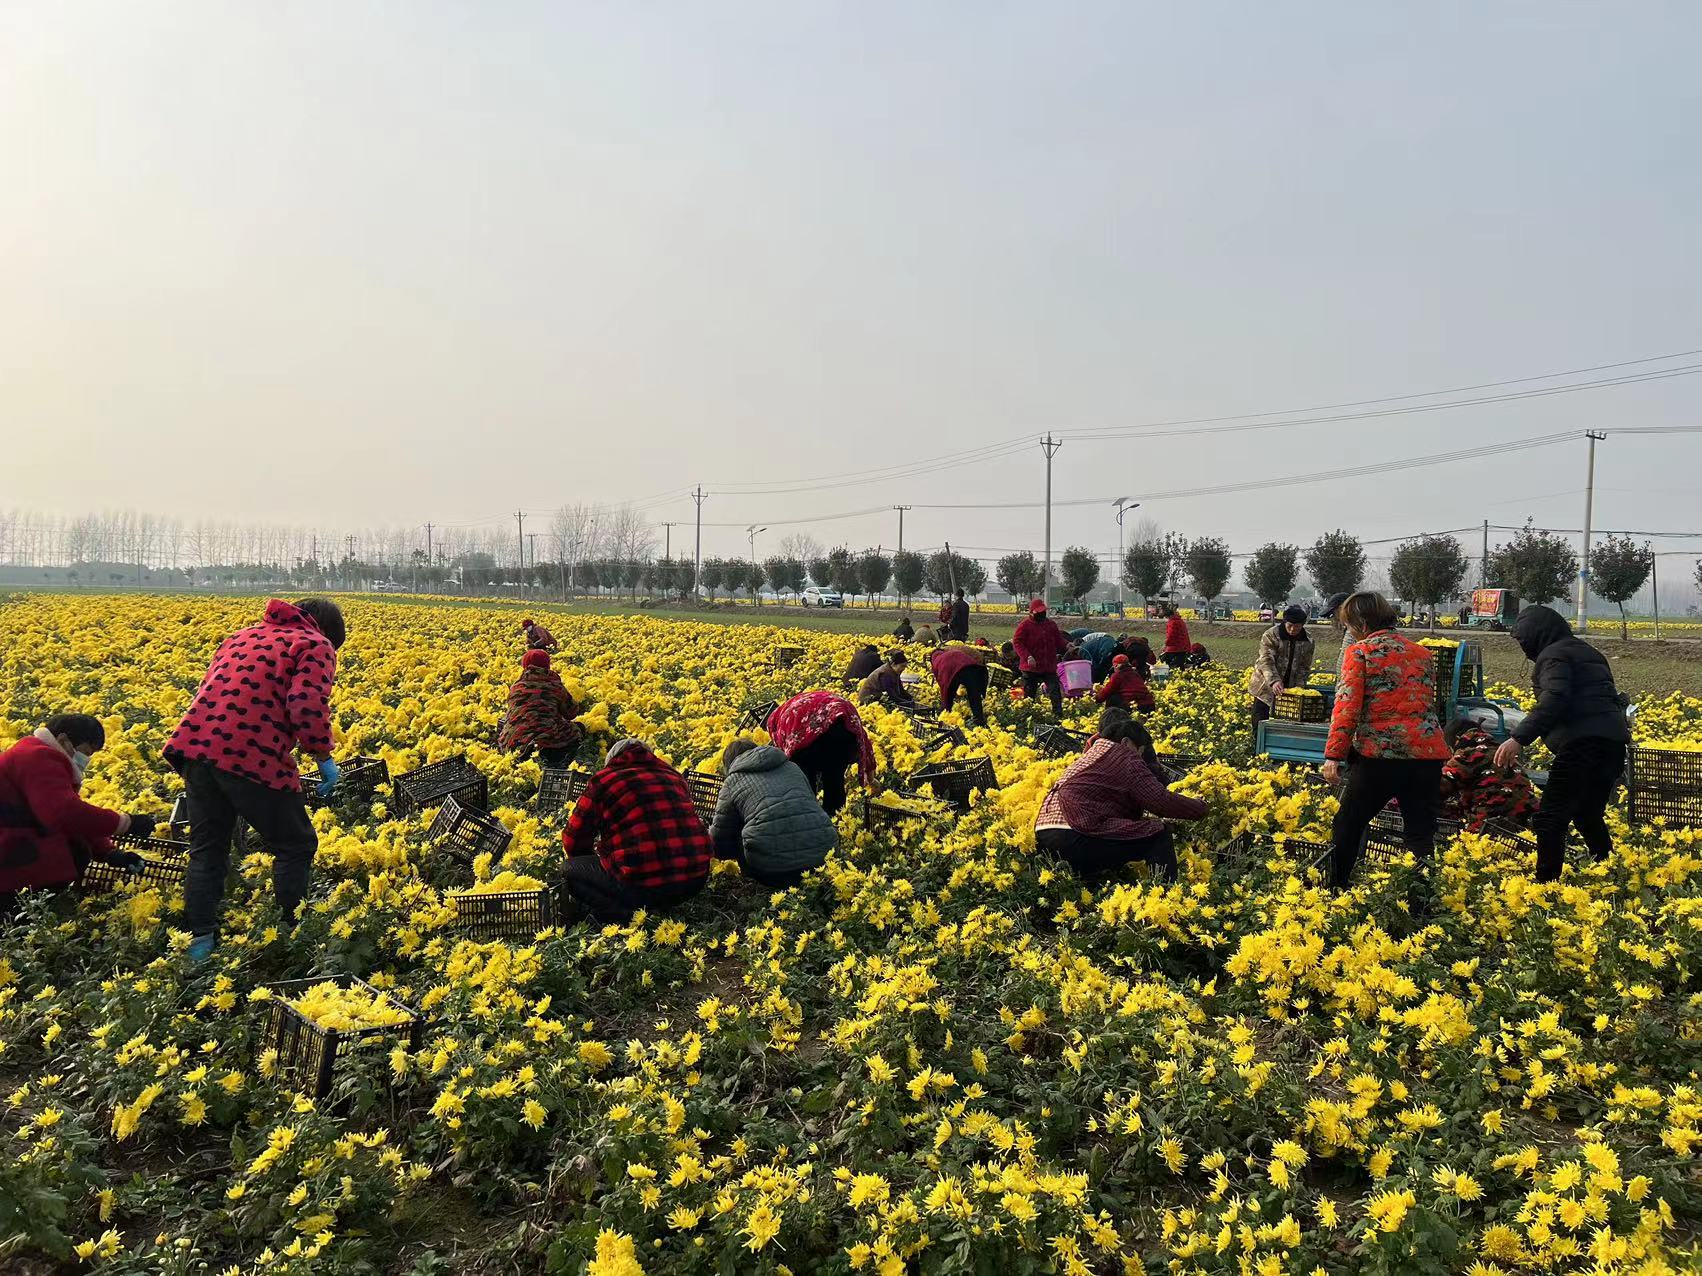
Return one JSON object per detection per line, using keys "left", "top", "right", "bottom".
{"left": 1121, "top": 538, "right": 1169, "bottom": 602}
{"left": 1057, "top": 547, "right": 1101, "bottom": 609}
{"left": 996, "top": 551, "right": 1044, "bottom": 602}
{"left": 1590, "top": 534, "right": 1655, "bottom": 639}
{"left": 1185, "top": 537, "right": 1232, "bottom": 603}
{"left": 1243, "top": 543, "right": 1299, "bottom": 606}
{"left": 1388, "top": 535, "right": 1471, "bottom": 618}
{"left": 1488, "top": 518, "right": 1578, "bottom": 607}
{"left": 1304, "top": 529, "right": 1366, "bottom": 598}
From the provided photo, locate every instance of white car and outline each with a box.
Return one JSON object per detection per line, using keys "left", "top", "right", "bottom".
{"left": 802, "top": 587, "right": 843, "bottom": 608}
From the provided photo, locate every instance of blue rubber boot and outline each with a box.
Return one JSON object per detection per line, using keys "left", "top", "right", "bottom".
{"left": 187, "top": 934, "right": 217, "bottom": 962}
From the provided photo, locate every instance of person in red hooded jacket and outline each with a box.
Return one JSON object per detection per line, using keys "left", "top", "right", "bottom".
{"left": 929, "top": 644, "right": 989, "bottom": 727}
{"left": 1160, "top": 604, "right": 1193, "bottom": 666}
{"left": 1012, "top": 600, "right": 1068, "bottom": 715}
{"left": 165, "top": 598, "right": 345, "bottom": 960}
{"left": 0, "top": 714, "right": 157, "bottom": 905}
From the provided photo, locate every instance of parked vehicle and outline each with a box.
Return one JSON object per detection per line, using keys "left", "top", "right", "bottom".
{"left": 1258, "top": 606, "right": 1277, "bottom": 623}
{"left": 802, "top": 587, "right": 844, "bottom": 608}
{"left": 1466, "top": 587, "right": 1519, "bottom": 630}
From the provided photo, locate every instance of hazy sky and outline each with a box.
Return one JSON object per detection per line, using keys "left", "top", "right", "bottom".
{"left": 4, "top": 2, "right": 1700, "bottom": 574}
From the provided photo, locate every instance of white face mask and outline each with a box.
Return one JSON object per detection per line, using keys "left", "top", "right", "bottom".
{"left": 71, "top": 750, "right": 92, "bottom": 780}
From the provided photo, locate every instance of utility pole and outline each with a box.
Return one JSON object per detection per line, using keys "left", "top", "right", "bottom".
{"left": 424, "top": 523, "right": 433, "bottom": 572}
{"left": 1480, "top": 519, "right": 1489, "bottom": 588}
{"left": 345, "top": 534, "right": 357, "bottom": 591}
{"left": 514, "top": 511, "right": 526, "bottom": 588}
{"left": 662, "top": 522, "right": 675, "bottom": 562}
{"left": 527, "top": 532, "right": 539, "bottom": 594}
{"left": 893, "top": 505, "right": 911, "bottom": 555}
{"left": 1576, "top": 431, "right": 1605, "bottom": 632}
{"left": 692, "top": 486, "right": 707, "bottom": 597}
{"left": 1651, "top": 553, "right": 1661, "bottom": 641}
{"left": 1040, "top": 434, "right": 1063, "bottom": 608}
{"left": 1113, "top": 498, "right": 1138, "bottom": 618}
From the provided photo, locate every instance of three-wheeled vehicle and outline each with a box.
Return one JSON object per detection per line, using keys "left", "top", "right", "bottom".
{"left": 1465, "top": 587, "right": 1519, "bottom": 630}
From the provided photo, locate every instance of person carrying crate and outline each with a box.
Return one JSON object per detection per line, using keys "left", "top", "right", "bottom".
{"left": 0, "top": 714, "right": 156, "bottom": 905}
{"left": 1493, "top": 604, "right": 1631, "bottom": 882}
{"left": 1248, "top": 606, "right": 1317, "bottom": 731}
{"left": 164, "top": 598, "right": 345, "bottom": 961}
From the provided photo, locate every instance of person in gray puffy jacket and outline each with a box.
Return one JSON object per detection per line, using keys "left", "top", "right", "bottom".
{"left": 708, "top": 740, "right": 838, "bottom": 888}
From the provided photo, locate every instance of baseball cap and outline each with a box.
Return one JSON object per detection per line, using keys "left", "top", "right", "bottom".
{"left": 1322, "top": 593, "right": 1350, "bottom": 619}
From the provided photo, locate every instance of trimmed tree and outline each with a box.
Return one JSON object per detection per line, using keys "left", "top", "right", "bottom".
{"left": 1244, "top": 543, "right": 1299, "bottom": 608}
{"left": 698, "top": 557, "right": 726, "bottom": 600}
{"left": 764, "top": 556, "right": 800, "bottom": 601}
{"left": 1304, "top": 530, "right": 1366, "bottom": 600}
{"left": 891, "top": 550, "right": 926, "bottom": 605}
{"left": 1058, "top": 546, "right": 1101, "bottom": 615}
{"left": 827, "top": 547, "right": 860, "bottom": 601}
{"left": 1487, "top": 519, "right": 1577, "bottom": 607}
{"left": 858, "top": 549, "right": 892, "bottom": 606}
{"left": 1388, "top": 535, "right": 1470, "bottom": 628}
{"left": 1590, "top": 534, "right": 1654, "bottom": 639}
{"left": 722, "top": 557, "right": 750, "bottom": 600}
{"left": 808, "top": 556, "right": 833, "bottom": 590}
{"left": 925, "top": 549, "right": 982, "bottom": 599}
{"left": 996, "top": 551, "right": 1044, "bottom": 603}
{"left": 1122, "top": 538, "right": 1170, "bottom": 608}
{"left": 1185, "top": 538, "right": 1232, "bottom": 609}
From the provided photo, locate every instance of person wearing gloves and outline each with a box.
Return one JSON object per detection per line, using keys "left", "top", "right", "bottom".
{"left": 1013, "top": 599, "right": 1069, "bottom": 715}
{"left": 1248, "top": 606, "right": 1318, "bottom": 728}
{"left": 498, "top": 649, "right": 582, "bottom": 769}
{"left": 0, "top": 714, "right": 157, "bottom": 903}
{"left": 559, "top": 739, "right": 713, "bottom": 922}
{"left": 765, "top": 692, "right": 878, "bottom": 816}
{"left": 165, "top": 598, "right": 345, "bottom": 960}
{"left": 708, "top": 739, "right": 838, "bottom": 889}
{"left": 1034, "top": 716, "right": 1206, "bottom": 884}
{"left": 1321, "top": 592, "right": 1449, "bottom": 888}
{"left": 857, "top": 650, "right": 914, "bottom": 706}
{"left": 929, "top": 643, "right": 990, "bottom": 727}
{"left": 1493, "top": 604, "right": 1631, "bottom": 882}
{"left": 521, "top": 617, "right": 558, "bottom": 652}
{"left": 1094, "top": 654, "right": 1155, "bottom": 712}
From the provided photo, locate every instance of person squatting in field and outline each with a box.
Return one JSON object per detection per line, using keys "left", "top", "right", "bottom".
{"left": 165, "top": 598, "right": 345, "bottom": 961}
{"left": 0, "top": 713, "right": 158, "bottom": 908}
{"left": 764, "top": 691, "right": 878, "bottom": 816}
{"left": 498, "top": 649, "right": 582, "bottom": 769}
{"left": 708, "top": 738, "right": 837, "bottom": 890}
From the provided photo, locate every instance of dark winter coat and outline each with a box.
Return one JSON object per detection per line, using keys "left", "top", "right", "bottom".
{"left": 709, "top": 746, "right": 837, "bottom": 877}
{"left": 845, "top": 646, "right": 883, "bottom": 682}
{"left": 1510, "top": 606, "right": 1630, "bottom": 751}
{"left": 949, "top": 598, "right": 971, "bottom": 641}
{"left": 0, "top": 735, "right": 127, "bottom": 893}
{"left": 1248, "top": 623, "right": 1317, "bottom": 703}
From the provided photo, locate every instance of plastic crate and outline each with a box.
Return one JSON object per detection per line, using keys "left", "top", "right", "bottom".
{"left": 1482, "top": 819, "right": 1539, "bottom": 858}
{"left": 1035, "top": 725, "right": 1090, "bottom": 759}
{"left": 536, "top": 766, "right": 591, "bottom": 815}
{"left": 987, "top": 664, "right": 1016, "bottom": 691}
{"left": 81, "top": 845, "right": 189, "bottom": 894}
{"left": 1626, "top": 745, "right": 1702, "bottom": 827}
{"left": 1155, "top": 754, "right": 1205, "bottom": 784}
{"left": 1214, "top": 832, "right": 1257, "bottom": 871}
{"left": 1273, "top": 691, "right": 1328, "bottom": 724}
{"left": 1273, "top": 835, "right": 1336, "bottom": 875}
{"left": 1370, "top": 809, "right": 1463, "bottom": 842}
{"left": 393, "top": 755, "right": 488, "bottom": 816}
{"left": 259, "top": 977, "right": 422, "bottom": 1099}
{"left": 738, "top": 701, "right": 779, "bottom": 734}
{"left": 449, "top": 887, "right": 554, "bottom": 939}
{"left": 302, "top": 756, "right": 389, "bottom": 802}
{"left": 686, "top": 773, "right": 723, "bottom": 825}
{"left": 1430, "top": 645, "right": 1458, "bottom": 713}
{"left": 909, "top": 756, "right": 997, "bottom": 809}
{"left": 863, "top": 795, "right": 939, "bottom": 828}
{"left": 772, "top": 645, "right": 805, "bottom": 670}
{"left": 428, "top": 795, "right": 513, "bottom": 866}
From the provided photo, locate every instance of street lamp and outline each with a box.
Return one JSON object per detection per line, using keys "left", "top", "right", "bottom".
{"left": 1113, "top": 498, "right": 1139, "bottom": 617}
{"left": 747, "top": 525, "right": 768, "bottom": 563}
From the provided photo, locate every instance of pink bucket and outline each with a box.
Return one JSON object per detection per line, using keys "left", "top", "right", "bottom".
{"left": 1059, "top": 659, "right": 1093, "bottom": 698}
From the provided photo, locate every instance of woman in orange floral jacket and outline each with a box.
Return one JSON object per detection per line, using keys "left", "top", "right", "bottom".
{"left": 1321, "top": 592, "right": 1448, "bottom": 887}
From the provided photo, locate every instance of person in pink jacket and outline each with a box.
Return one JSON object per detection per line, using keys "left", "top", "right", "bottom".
{"left": 165, "top": 598, "right": 345, "bottom": 959}
{"left": 1012, "top": 599, "right": 1069, "bottom": 715}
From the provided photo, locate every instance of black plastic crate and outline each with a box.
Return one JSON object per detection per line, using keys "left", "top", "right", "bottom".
{"left": 81, "top": 847, "right": 188, "bottom": 894}
{"left": 771, "top": 645, "right": 805, "bottom": 670}
{"left": 863, "top": 795, "right": 939, "bottom": 828}
{"left": 1626, "top": 745, "right": 1702, "bottom": 827}
{"left": 909, "top": 756, "right": 997, "bottom": 809}
{"left": 1370, "top": 809, "right": 1463, "bottom": 842}
{"left": 1482, "top": 819, "right": 1540, "bottom": 858}
{"left": 738, "top": 701, "right": 779, "bottom": 734}
{"left": 686, "top": 773, "right": 723, "bottom": 825}
{"left": 428, "top": 795, "right": 513, "bottom": 866}
{"left": 393, "top": 755, "right": 488, "bottom": 816}
{"left": 1273, "top": 691, "right": 1328, "bottom": 724}
{"left": 987, "top": 663, "right": 1017, "bottom": 691}
{"left": 258, "top": 976, "right": 422, "bottom": 1099}
{"left": 536, "top": 766, "right": 591, "bottom": 815}
{"left": 1155, "top": 754, "right": 1205, "bottom": 784}
{"left": 924, "top": 723, "right": 969, "bottom": 751}
{"left": 302, "top": 756, "right": 389, "bottom": 802}
{"left": 1429, "top": 645, "right": 1458, "bottom": 713}
{"left": 1035, "top": 725, "right": 1089, "bottom": 759}
{"left": 1214, "top": 832, "right": 1256, "bottom": 868}
{"left": 449, "top": 887, "right": 554, "bottom": 939}
{"left": 1269, "top": 835, "right": 1334, "bottom": 875}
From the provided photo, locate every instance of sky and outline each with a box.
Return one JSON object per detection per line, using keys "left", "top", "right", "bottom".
{"left": 4, "top": 2, "right": 1700, "bottom": 588}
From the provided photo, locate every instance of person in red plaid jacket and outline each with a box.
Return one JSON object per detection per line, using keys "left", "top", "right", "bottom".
{"left": 559, "top": 739, "right": 711, "bottom": 922}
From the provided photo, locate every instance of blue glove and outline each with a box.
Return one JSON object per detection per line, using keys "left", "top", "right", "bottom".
{"left": 316, "top": 757, "right": 341, "bottom": 797}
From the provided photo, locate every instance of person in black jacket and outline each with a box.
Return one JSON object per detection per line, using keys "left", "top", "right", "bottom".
{"left": 892, "top": 616, "right": 914, "bottom": 641}
{"left": 1494, "top": 605, "right": 1631, "bottom": 882}
{"left": 949, "top": 590, "right": 971, "bottom": 642}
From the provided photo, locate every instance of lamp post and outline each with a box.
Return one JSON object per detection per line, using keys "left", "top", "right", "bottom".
{"left": 747, "top": 525, "right": 767, "bottom": 565}
{"left": 1113, "top": 498, "right": 1139, "bottom": 617}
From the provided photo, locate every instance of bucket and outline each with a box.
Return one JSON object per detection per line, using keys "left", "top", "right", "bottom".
{"left": 1059, "top": 659, "right": 1093, "bottom": 697}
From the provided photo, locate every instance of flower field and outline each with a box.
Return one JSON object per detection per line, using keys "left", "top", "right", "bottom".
{"left": 2, "top": 593, "right": 1700, "bottom": 1276}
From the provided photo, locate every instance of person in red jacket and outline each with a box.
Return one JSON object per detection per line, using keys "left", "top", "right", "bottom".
{"left": 559, "top": 739, "right": 712, "bottom": 922}
{"left": 165, "top": 598, "right": 345, "bottom": 959}
{"left": 0, "top": 714, "right": 156, "bottom": 903}
{"left": 1094, "top": 654, "right": 1155, "bottom": 712}
{"left": 521, "top": 618, "right": 557, "bottom": 652}
{"left": 929, "top": 645, "right": 990, "bottom": 727}
{"left": 1012, "top": 599, "right": 1068, "bottom": 715}
{"left": 1160, "top": 604, "right": 1192, "bottom": 666}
